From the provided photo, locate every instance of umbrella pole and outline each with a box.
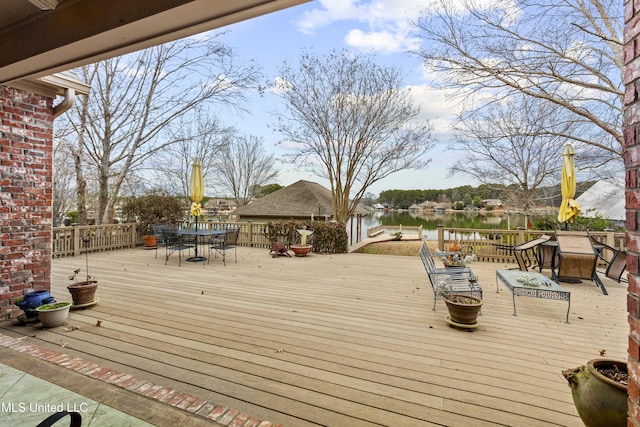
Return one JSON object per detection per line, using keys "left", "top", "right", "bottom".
{"left": 187, "top": 214, "right": 206, "bottom": 262}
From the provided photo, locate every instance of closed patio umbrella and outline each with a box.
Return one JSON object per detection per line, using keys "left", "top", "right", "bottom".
{"left": 557, "top": 144, "right": 581, "bottom": 224}
{"left": 190, "top": 159, "right": 204, "bottom": 224}
{"left": 188, "top": 159, "right": 205, "bottom": 261}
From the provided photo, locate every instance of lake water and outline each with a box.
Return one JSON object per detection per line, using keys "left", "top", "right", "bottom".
{"left": 351, "top": 210, "right": 528, "bottom": 241}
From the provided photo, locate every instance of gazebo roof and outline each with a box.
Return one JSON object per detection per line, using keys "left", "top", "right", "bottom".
{"left": 234, "top": 180, "right": 333, "bottom": 218}
{"left": 234, "top": 180, "right": 366, "bottom": 219}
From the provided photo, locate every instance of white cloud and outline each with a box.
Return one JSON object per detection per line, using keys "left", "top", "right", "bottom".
{"left": 295, "top": 0, "right": 426, "bottom": 54}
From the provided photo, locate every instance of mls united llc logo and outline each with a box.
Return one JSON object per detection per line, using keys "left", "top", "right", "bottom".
{"left": 1, "top": 401, "right": 89, "bottom": 413}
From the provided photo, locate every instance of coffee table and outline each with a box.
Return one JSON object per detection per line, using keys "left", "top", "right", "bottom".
{"left": 496, "top": 269, "right": 571, "bottom": 323}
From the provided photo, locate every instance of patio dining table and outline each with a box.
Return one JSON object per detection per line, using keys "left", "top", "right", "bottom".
{"left": 177, "top": 228, "right": 226, "bottom": 262}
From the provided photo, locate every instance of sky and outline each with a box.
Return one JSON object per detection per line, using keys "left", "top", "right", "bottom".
{"left": 210, "top": 0, "right": 472, "bottom": 197}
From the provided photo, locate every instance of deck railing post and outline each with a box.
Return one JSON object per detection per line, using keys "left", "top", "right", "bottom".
{"left": 437, "top": 224, "right": 444, "bottom": 251}
{"left": 131, "top": 224, "right": 137, "bottom": 248}
{"left": 73, "top": 225, "right": 81, "bottom": 257}
{"left": 247, "top": 221, "right": 253, "bottom": 247}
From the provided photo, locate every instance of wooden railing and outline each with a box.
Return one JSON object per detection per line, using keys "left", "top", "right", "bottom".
{"left": 435, "top": 225, "right": 626, "bottom": 264}
{"left": 52, "top": 221, "right": 273, "bottom": 258}
{"left": 53, "top": 222, "right": 627, "bottom": 263}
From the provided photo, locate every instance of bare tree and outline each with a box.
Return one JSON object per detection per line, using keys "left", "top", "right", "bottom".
{"left": 148, "top": 110, "right": 236, "bottom": 197}
{"left": 450, "top": 95, "right": 578, "bottom": 212}
{"left": 274, "top": 49, "right": 435, "bottom": 223}
{"left": 52, "top": 138, "right": 75, "bottom": 226}
{"left": 212, "top": 134, "right": 279, "bottom": 207}
{"left": 62, "top": 34, "right": 261, "bottom": 224}
{"left": 414, "top": 0, "right": 623, "bottom": 165}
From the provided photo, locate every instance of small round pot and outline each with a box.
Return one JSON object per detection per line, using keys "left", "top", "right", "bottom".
{"left": 36, "top": 302, "right": 71, "bottom": 328}
{"left": 444, "top": 294, "right": 482, "bottom": 325}
{"left": 290, "top": 244, "right": 312, "bottom": 257}
{"left": 563, "top": 359, "right": 628, "bottom": 427}
{"left": 143, "top": 235, "right": 157, "bottom": 248}
{"left": 67, "top": 280, "right": 98, "bottom": 305}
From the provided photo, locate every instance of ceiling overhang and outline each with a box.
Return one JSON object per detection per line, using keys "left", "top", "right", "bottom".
{"left": 0, "top": 0, "right": 310, "bottom": 85}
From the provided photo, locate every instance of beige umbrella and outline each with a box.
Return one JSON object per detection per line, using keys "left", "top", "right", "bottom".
{"left": 190, "top": 159, "right": 204, "bottom": 221}
{"left": 557, "top": 144, "right": 581, "bottom": 224}
{"left": 188, "top": 159, "right": 205, "bottom": 261}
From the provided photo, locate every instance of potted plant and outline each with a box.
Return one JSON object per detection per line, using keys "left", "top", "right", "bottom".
{"left": 290, "top": 228, "right": 314, "bottom": 257}
{"left": 436, "top": 275, "right": 483, "bottom": 331}
{"left": 67, "top": 236, "right": 98, "bottom": 306}
{"left": 562, "top": 358, "right": 628, "bottom": 427}
{"left": 36, "top": 301, "right": 72, "bottom": 328}
{"left": 442, "top": 252, "right": 475, "bottom": 268}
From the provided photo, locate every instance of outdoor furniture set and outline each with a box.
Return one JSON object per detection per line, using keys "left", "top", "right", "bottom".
{"left": 493, "top": 231, "right": 627, "bottom": 322}
{"left": 423, "top": 230, "right": 627, "bottom": 324}
{"left": 154, "top": 224, "right": 240, "bottom": 266}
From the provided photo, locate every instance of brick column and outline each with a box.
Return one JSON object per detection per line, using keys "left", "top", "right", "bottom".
{"left": 0, "top": 85, "right": 54, "bottom": 319}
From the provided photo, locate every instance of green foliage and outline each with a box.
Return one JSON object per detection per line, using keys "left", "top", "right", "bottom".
{"left": 266, "top": 220, "right": 348, "bottom": 253}
{"left": 532, "top": 211, "right": 624, "bottom": 232}
{"left": 65, "top": 211, "right": 78, "bottom": 225}
{"left": 121, "top": 192, "right": 187, "bottom": 233}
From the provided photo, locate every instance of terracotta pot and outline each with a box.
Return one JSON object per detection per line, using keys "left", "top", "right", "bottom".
{"left": 67, "top": 280, "right": 98, "bottom": 305}
{"left": 563, "top": 359, "right": 628, "bottom": 427}
{"left": 36, "top": 302, "right": 71, "bottom": 328}
{"left": 143, "top": 235, "right": 157, "bottom": 248}
{"left": 444, "top": 294, "right": 482, "bottom": 325}
{"left": 290, "top": 244, "right": 312, "bottom": 257}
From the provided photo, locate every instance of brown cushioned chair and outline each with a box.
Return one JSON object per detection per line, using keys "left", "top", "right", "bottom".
{"left": 554, "top": 231, "right": 607, "bottom": 295}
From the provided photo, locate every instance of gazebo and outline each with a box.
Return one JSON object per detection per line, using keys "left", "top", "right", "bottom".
{"left": 233, "top": 180, "right": 368, "bottom": 243}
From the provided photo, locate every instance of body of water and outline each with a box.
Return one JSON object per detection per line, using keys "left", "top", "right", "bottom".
{"left": 351, "top": 210, "right": 529, "bottom": 241}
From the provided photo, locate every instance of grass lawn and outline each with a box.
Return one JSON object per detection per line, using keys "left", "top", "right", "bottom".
{"left": 355, "top": 240, "right": 437, "bottom": 256}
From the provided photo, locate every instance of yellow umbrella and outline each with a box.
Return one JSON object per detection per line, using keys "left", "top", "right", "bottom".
{"left": 557, "top": 144, "right": 581, "bottom": 224}
{"left": 190, "top": 159, "right": 204, "bottom": 220}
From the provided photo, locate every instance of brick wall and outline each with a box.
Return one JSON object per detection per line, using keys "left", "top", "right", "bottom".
{"left": 627, "top": 0, "right": 640, "bottom": 424}
{"left": 0, "top": 85, "right": 54, "bottom": 319}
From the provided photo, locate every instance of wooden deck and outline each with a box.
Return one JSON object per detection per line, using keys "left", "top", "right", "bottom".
{"left": 0, "top": 246, "right": 629, "bottom": 426}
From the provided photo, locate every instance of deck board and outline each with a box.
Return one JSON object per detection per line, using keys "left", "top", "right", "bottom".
{"left": 0, "top": 246, "right": 628, "bottom": 426}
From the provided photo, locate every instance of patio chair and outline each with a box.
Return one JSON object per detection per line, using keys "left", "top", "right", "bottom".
{"left": 209, "top": 226, "right": 240, "bottom": 266}
{"left": 591, "top": 238, "right": 628, "bottom": 284}
{"left": 536, "top": 233, "right": 556, "bottom": 272}
{"left": 162, "top": 230, "right": 194, "bottom": 266}
{"left": 554, "top": 231, "right": 607, "bottom": 295}
{"left": 502, "top": 234, "right": 552, "bottom": 271}
{"left": 152, "top": 224, "right": 172, "bottom": 258}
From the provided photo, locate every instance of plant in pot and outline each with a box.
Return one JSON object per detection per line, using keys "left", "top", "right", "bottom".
{"left": 563, "top": 358, "right": 628, "bottom": 427}
{"left": 290, "top": 228, "right": 314, "bottom": 257}
{"left": 67, "top": 236, "right": 98, "bottom": 307}
{"left": 436, "top": 275, "right": 483, "bottom": 331}
{"left": 36, "top": 301, "right": 72, "bottom": 328}
{"left": 443, "top": 252, "right": 476, "bottom": 268}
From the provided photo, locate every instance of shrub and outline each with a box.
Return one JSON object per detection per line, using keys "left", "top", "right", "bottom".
{"left": 121, "top": 192, "right": 187, "bottom": 234}
{"left": 266, "top": 220, "right": 348, "bottom": 254}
